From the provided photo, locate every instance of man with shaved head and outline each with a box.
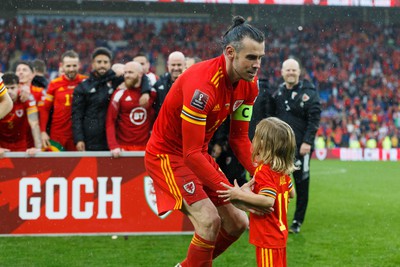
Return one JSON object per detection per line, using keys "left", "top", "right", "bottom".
{"left": 106, "top": 61, "right": 156, "bottom": 157}
{"left": 152, "top": 51, "right": 186, "bottom": 117}
{"left": 265, "top": 58, "right": 322, "bottom": 234}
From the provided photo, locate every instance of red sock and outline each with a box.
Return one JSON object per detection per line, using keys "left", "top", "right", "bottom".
{"left": 212, "top": 228, "right": 239, "bottom": 259}
{"left": 180, "top": 233, "right": 215, "bottom": 267}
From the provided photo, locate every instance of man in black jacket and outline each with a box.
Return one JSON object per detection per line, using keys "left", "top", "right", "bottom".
{"left": 72, "top": 47, "right": 150, "bottom": 151}
{"left": 256, "top": 58, "right": 321, "bottom": 233}
{"left": 152, "top": 51, "right": 185, "bottom": 118}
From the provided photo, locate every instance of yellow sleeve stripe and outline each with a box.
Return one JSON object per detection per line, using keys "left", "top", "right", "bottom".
{"left": 0, "top": 82, "right": 6, "bottom": 97}
{"left": 181, "top": 105, "right": 207, "bottom": 126}
{"left": 26, "top": 106, "right": 38, "bottom": 115}
{"left": 158, "top": 154, "right": 182, "bottom": 210}
{"left": 182, "top": 105, "right": 207, "bottom": 118}
{"left": 45, "top": 94, "right": 54, "bottom": 102}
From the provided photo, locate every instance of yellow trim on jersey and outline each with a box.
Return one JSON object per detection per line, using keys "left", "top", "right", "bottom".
{"left": 181, "top": 105, "right": 207, "bottom": 126}
{"left": 0, "top": 82, "right": 6, "bottom": 97}
{"left": 158, "top": 154, "right": 182, "bottom": 210}
{"left": 26, "top": 106, "right": 38, "bottom": 115}
{"left": 45, "top": 94, "right": 54, "bottom": 102}
{"left": 210, "top": 67, "right": 224, "bottom": 88}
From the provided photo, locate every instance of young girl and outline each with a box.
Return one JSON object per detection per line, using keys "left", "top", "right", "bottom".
{"left": 218, "top": 117, "right": 297, "bottom": 267}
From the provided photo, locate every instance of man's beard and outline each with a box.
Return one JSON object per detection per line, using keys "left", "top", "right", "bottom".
{"left": 125, "top": 78, "right": 139, "bottom": 88}
{"left": 65, "top": 72, "right": 77, "bottom": 80}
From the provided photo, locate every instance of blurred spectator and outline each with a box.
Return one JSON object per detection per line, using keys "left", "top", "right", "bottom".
{"left": 72, "top": 47, "right": 124, "bottom": 151}
{"left": 185, "top": 56, "right": 202, "bottom": 69}
{"left": 106, "top": 61, "right": 156, "bottom": 157}
{"left": 133, "top": 53, "right": 158, "bottom": 86}
{"left": 40, "top": 50, "right": 87, "bottom": 151}
{"left": 31, "top": 59, "right": 49, "bottom": 89}
{"left": 152, "top": 51, "right": 185, "bottom": 118}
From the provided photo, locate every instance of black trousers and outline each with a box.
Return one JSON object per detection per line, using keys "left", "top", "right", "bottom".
{"left": 292, "top": 152, "right": 312, "bottom": 224}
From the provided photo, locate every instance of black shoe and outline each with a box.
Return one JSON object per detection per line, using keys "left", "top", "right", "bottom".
{"left": 289, "top": 221, "right": 301, "bottom": 234}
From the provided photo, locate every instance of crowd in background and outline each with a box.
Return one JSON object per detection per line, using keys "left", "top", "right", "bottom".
{"left": 0, "top": 17, "right": 399, "bottom": 149}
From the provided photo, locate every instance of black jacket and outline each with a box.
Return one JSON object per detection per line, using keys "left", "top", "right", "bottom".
{"left": 268, "top": 79, "right": 322, "bottom": 148}
{"left": 72, "top": 70, "right": 151, "bottom": 151}
{"left": 249, "top": 78, "right": 272, "bottom": 140}
{"left": 152, "top": 72, "right": 174, "bottom": 118}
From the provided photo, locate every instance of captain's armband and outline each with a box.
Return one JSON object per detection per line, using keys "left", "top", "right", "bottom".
{"left": 232, "top": 104, "right": 253, "bottom": 122}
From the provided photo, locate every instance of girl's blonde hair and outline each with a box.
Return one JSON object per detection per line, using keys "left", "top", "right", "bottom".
{"left": 252, "top": 117, "right": 297, "bottom": 174}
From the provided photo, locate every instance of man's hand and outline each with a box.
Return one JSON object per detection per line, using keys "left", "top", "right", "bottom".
{"left": 139, "top": 93, "right": 150, "bottom": 107}
{"left": 111, "top": 148, "right": 122, "bottom": 158}
{"left": 19, "top": 85, "right": 31, "bottom": 102}
{"left": 41, "top": 132, "right": 51, "bottom": 149}
{"left": 0, "top": 148, "right": 10, "bottom": 158}
{"left": 76, "top": 141, "right": 85, "bottom": 151}
{"left": 300, "top": 142, "right": 311, "bottom": 156}
{"left": 26, "top": 147, "right": 41, "bottom": 157}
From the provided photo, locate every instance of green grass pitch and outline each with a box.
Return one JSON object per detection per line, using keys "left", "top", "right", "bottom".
{"left": 1, "top": 160, "right": 399, "bottom": 266}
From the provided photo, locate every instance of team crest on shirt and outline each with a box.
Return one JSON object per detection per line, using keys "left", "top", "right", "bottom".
{"left": 302, "top": 94, "right": 310, "bottom": 102}
{"left": 183, "top": 181, "right": 195, "bottom": 194}
{"left": 15, "top": 109, "right": 24, "bottom": 117}
{"left": 144, "top": 176, "right": 171, "bottom": 219}
{"left": 233, "top": 100, "right": 244, "bottom": 112}
{"left": 190, "top": 89, "right": 209, "bottom": 110}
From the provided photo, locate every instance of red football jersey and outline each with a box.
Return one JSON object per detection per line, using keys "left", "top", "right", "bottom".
{"left": 40, "top": 74, "right": 87, "bottom": 136}
{"left": 30, "top": 85, "right": 45, "bottom": 104}
{"left": 106, "top": 87, "right": 155, "bottom": 150}
{"left": 146, "top": 54, "right": 258, "bottom": 190}
{"left": 249, "top": 164, "right": 294, "bottom": 248}
{"left": 0, "top": 97, "right": 38, "bottom": 151}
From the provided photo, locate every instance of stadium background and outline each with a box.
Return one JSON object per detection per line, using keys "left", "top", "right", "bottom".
{"left": 1, "top": 0, "right": 399, "bottom": 149}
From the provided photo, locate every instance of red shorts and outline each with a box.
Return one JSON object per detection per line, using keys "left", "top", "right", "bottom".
{"left": 144, "top": 150, "right": 229, "bottom": 216}
{"left": 256, "top": 247, "right": 287, "bottom": 267}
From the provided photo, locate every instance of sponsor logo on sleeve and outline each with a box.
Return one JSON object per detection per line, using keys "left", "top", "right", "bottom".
{"left": 190, "top": 89, "right": 209, "bottom": 111}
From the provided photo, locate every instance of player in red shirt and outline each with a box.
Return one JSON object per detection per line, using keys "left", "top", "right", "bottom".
{"left": 106, "top": 61, "right": 156, "bottom": 157}
{"left": 0, "top": 73, "right": 41, "bottom": 156}
{"left": 0, "top": 77, "right": 13, "bottom": 119}
{"left": 145, "top": 16, "right": 265, "bottom": 267}
{"left": 15, "top": 61, "right": 46, "bottom": 148}
{"left": 40, "top": 50, "right": 87, "bottom": 151}
{"left": 218, "top": 117, "right": 297, "bottom": 267}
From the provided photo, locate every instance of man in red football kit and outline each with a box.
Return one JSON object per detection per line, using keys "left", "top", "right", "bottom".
{"left": 106, "top": 61, "right": 156, "bottom": 157}
{"left": 15, "top": 61, "right": 45, "bottom": 148}
{"left": 145, "top": 16, "right": 266, "bottom": 267}
{"left": 0, "top": 73, "right": 41, "bottom": 157}
{"left": 40, "top": 50, "right": 87, "bottom": 151}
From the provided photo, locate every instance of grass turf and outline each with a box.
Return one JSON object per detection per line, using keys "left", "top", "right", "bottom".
{"left": 1, "top": 160, "right": 399, "bottom": 266}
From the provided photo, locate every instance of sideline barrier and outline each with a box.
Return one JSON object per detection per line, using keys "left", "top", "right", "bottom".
{"left": 0, "top": 152, "right": 194, "bottom": 236}
{"left": 313, "top": 148, "right": 400, "bottom": 161}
